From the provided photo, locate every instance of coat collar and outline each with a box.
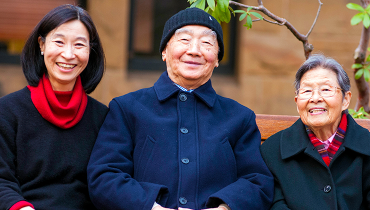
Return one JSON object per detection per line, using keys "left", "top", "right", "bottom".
{"left": 153, "top": 71, "right": 217, "bottom": 108}
{"left": 280, "top": 113, "right": 370, "bottom": 160}
{"left": 342, "top": 115, "right": 370, "bottom": 156}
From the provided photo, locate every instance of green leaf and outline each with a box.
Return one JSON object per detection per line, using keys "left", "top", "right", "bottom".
{"left": 368, "top": 47, "right": 370, "bottom": 51}
{"left": 347, "top": 3, "right": 365, "bottom": 12}
{"left": 207, "top": 0, "right": 215, "bottom": 11}
{"left": 247, "top": 7, "right": 252, "bottom": 12}
{"left": 367, "top": 55, "right": 370, "bottom": 62}
{"left": 246, "top": 15, "right": 253, "bottom": 29}
{"left": 217, "top": 0, "right": 228, "bottom": 12}
{"left": 225, "top": 8, "right": 231, "bottom": 23}
{"left": 360, "top": 107, "right": 370, "bottom": 116}
{"left": 211, "top": 1, "right": 230, "bottom": 23}
{"left": 364, "top": 69, "right": 370, "bottom": 81}
{"left": 211, "top": 6, "right": 221, "bottom": 23}
{"left": 355, "top": 69, "right": 364, "bottom": 79}
{"left": 219, "top": 7, "right": 230, "bottom": 23}
{"left": 358, "top": 107, "right": 370, "bottom": 118}
{"left": 351, "top": 13, "right": 365, "bottom": 25}
{"left": 234, "top": 10, "right": 246, "bottom": 14}
{"left": 190, "top": 0, "right": 201, "bottom": 8}
{"left": 348, "top": 109, "right": 355, "bottom": 115}
{"left": 366, "top": 4, "right": 370, "bottom": 13}
{"left": 205, "top": 6, "right": 210, "bottom": 13}
{"left": 217, "top": 6, "right": 231, "bottom": 23}
{"left": 349, "top": 107, "right": 369, "bottom": 119}
{"left": 250, "top": 12, "right": 263, "bottom": 20}
{"left": 239, "top": 13, "right": 247, "bottom": 21}
{"left": 364, "top": 13, "right": 370, "bottom": 28}
{"left": 352, "top": 63, "right": 363, "bottom": 69}
{"left": 196, "top": 0, "right": 206, "bottom": 10}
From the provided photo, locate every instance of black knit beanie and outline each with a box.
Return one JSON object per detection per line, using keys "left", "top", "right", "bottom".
{"left": 159, "top": 7, "right": 224, "bottom": 61}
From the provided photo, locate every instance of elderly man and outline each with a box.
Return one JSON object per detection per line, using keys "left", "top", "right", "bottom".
{"left": 87, "top": 8, "right": 273, "bottom": 210}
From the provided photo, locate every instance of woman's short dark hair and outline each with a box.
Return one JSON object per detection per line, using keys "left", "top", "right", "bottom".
{"left": 21, "top": 4, "right": 105, "bottom": 94}
{"left": 294, "top": 54, "right": 350, "bottom": 96}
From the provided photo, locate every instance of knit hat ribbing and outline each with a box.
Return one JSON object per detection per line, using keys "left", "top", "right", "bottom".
{"left": 159, "top": 7, "right": 224, "bottom": 61}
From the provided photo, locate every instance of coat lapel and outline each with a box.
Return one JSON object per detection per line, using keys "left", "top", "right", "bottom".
{"left": 338, "top": 115, "right": 370, "bottom": 156}
{"left": 280, "top": 118, "right": 330, "bottom": 168}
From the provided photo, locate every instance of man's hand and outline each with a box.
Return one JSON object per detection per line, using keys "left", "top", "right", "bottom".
{"left": 178, "top": 206, "right": 229, "bottom": 210}
{"left": 152, "top": 205, "right": 176, "bottom": 210}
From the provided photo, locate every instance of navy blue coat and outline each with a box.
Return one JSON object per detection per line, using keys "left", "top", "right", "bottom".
{"left": 87, "top": 72, "right": 274, "bottom": 210}
{"left": 261, "top": 114, "right": 370, "bottom": 209}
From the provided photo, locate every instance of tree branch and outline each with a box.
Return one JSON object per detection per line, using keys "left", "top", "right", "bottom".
{"left": 306, "top": 0, "right": 323, "bottom": 37}
{"left": 263, "top": 18, "right": 285, "bottom": 26}
{"left": 229, "top": 0, "right": 323, "bottom": 59}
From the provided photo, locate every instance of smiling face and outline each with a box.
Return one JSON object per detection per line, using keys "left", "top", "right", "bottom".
{"left": 295, "top": 67, "right": 351, "bottom": 135}
{"left": 38, "top": 19, "right": 90, "bottom": 91}
{"left": 162, "top": 25, "right": 219, "bottom": 90}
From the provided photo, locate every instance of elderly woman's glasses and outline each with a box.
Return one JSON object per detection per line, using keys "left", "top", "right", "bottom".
{"left": 296, "top": 86, "right": 342, "bottom": 100}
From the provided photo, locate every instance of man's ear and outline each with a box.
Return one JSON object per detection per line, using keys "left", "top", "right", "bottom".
{"left": 162, "top": 49, "right": 166, "bottom": 61}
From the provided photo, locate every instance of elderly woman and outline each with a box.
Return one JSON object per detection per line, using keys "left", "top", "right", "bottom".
{"left": 0, "top": 5, "right": 108, "bottom": 210}
{"left": 260, "top": 54, "right": 370, "bottom": 209}
{"left": 87, "top": 7, "right": 273, "bottom": 210}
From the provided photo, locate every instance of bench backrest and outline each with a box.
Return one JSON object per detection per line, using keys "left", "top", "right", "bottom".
{"left": 256, "top": 114, "right": 370, "bottom": 143}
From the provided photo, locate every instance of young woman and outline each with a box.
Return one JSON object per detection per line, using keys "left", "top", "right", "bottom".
{"left": 0, "top": 4, "right": 108, "bottom": 210}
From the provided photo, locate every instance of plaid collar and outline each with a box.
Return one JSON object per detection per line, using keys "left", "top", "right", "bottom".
{"left": 305, "top": 113, "right": 347, "bottom": 166}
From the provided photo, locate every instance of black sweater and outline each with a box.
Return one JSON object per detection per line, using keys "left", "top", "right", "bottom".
{"left": 0, "top": 87, "right": 108, "bottom": 210}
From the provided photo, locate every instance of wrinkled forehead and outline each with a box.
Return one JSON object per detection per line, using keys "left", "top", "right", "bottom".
{"left": 300, "top": 68, "right": 339, "bottom": 86}
{"left": 174, "top": 26, "right": 217, "bottom": 38}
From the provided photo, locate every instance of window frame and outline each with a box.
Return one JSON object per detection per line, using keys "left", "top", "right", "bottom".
{"left": 128, "top": 0, "right": 236, "bottom": 75}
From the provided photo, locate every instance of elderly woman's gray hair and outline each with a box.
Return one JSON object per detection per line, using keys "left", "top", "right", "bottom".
{"left": 294, "top": 54, "right": 350, "bottom": 96}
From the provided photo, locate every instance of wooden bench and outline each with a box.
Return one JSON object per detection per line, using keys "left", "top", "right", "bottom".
{"left": 256, "top": 114, "right": 370, "bottom": 143}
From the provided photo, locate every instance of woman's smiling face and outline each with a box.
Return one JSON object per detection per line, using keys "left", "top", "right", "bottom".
{"left": 295, "top": 67, "right": 351, "bottom": 133}
{"left": 39, "top": 19, "right": 90, "bottom": 91}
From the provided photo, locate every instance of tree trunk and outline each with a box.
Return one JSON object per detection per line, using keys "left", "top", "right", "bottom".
{"left": 354, "top": 0, "right": 370, "bottom": 112}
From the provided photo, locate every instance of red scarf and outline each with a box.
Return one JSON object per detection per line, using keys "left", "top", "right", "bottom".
{"left": 28, "top": 75, "right": 88, "bottom": 129}
{"left": 306, "top": 113, "right": 347, "bottom": 166}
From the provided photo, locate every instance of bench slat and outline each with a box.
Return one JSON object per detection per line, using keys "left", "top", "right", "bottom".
{"left": 256, "top": 114, "right": 370, "bottom": 142}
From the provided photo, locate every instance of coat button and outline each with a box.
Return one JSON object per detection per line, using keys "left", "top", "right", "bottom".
{"left": 323, "top": 185, "right": 331, "bottom": 193}
{"left": 179, "top": 197, "right": 187, "bottom": 205}
{"left": 179, "top": 93, "right": 187, "bottom": 101}
{"left": 181, "top": 158, "right": 190, "bottom": 164}
{"left": 180, "top": 127, "right": 188, "bottom": 134}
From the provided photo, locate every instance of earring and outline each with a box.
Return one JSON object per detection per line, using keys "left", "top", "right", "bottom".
{"left": 41, "top": 52, "right": 44, "bottom": 55}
